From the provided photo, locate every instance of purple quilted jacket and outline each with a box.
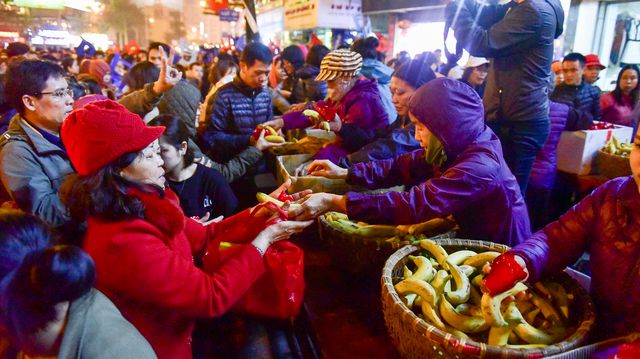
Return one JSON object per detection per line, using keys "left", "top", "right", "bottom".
{"left": 344, "top": 78, "right": 531, "bottom": 246}
{"left": 511, "top": 176, "right": 640, "bottom": 338}
{"left": 528, "top": 101, "right": 570, "bottom": 191}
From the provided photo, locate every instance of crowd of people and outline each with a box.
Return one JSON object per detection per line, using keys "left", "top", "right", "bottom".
{"left": 0, "top": 0, "right": 640, "bottom": 355}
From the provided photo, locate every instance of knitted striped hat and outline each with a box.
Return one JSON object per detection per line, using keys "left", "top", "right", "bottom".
{"left": 315, "top": 49, "right": 363, "bottom": 81}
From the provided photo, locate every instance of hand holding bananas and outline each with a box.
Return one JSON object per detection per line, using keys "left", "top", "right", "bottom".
{"left": 482, "top": 253, "right": 529, "bottom": 296}
{"left": 303, "top": 109, "right": 342, "bottom": 132}
{"left": 395, "top": 241, "right": 572, "bottom": 347}
{"left": 307, "top": 159, "right": 348, "bottom": 179}
{"left": 252, "top": 124, "right": 286, "bottom": 145}
{"left": 288, "top": 193, "right": 347, "bottom": 221}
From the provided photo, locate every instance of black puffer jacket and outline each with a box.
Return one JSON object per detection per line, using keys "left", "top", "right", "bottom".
{"left": 447, "top": 0, "right": 564, "bottom": 123}
{"left": 198, "top": 76, "right": 272, "bottom": 163}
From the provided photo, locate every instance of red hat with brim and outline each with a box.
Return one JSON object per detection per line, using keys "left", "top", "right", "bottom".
{"left": 585, "top": 54, "right": 606, "bottom": 70}
{"left": 62, "top": 100, "right": 165, "bottom": 176}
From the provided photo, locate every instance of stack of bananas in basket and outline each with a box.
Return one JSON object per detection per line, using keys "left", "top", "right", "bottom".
{"left": 395, "top": 240, "right": 573, "bottom": 348}
{"left": 323, "top": 212, "right": 455, "bottom": 243}
{"left": 602, "top": 136, "right": 633, "bottom": 157}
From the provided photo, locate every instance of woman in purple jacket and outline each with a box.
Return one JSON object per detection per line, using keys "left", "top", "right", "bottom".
{"left": 483, "top": 127, "right": 640, "bottom": 338}
{"left": 289, "top": 78, "right": 531, "bottom": 246}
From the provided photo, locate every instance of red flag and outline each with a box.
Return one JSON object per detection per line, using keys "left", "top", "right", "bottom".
{"left": 309, "top": 33, "right": 323, "bottom": 48}
{"left": 208, "top": 0, "right": 228, "bottom": 14}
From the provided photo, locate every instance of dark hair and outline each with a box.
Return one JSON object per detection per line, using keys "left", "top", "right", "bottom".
{"left": 306, "top": 44, "right": 330, "bottom": 68}
{"left": 6, "top": 42, "right": 30, "bottom": 58}
{"left": 563, "top": 52, "right": 586, "bottom": 67}
{"left": 94, "top": 50, "right": 105, "bottom": 58}
{"left": 461, "top": 66, "right": 475, "bottom": 82}
{"left": 189, "top": 62, "right": 202, "bottom": 70}
{"left": 149, "top": 42, "right": 171, "bottom": 55}
{"left": 240, "top": 42, "right": 273, "bottom": 67}
{"left": 209, "top": 53, "right": 237, "bottom": 84}
{"left": 125, "top": 61, "right": 160, "bottom": 90}
{"left": 66, "top": 76, "right": 88, "bottom": 100}
{"left": 351, "top": 37, "right": 379, "bottom": 60}
{"left": 60, "top": 56, "right": 76, "bottom": 73}
{"left": 5, "top": 60, "right": 65, "bottom": 115}
{"left": 392, "top": 59, "right": 436, "bottom": 89}
{"left": 612, "top": 65, "right": 640, "bottom": 106}
{"left": 281, "top": 45, "right": 305, "bottom": 70}
{"left": 0, "top": 210, "right": 95, "bottom": 342}
{"left": 76, "top": 74, "right": 102, "bottom": 95}
{"left": 148, "top": 115, "right": 195, "bottom": 166}
{"left": 60, "top": 151, "right": 162, "bottom": 226}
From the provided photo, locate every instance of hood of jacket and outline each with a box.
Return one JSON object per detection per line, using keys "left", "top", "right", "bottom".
{"left": 296, "top": 64, "right": 320, "bottom": 80}
{"left": 344, "top": 78, "right": 381, "bottom": 103}
{"left": 546, "top": 0, "right": 565, "bottom": 39}
{"left": 408, "top": 78, "right": 485, "bottom": 160}
{"left": 360, "top": 59, "right": 393, "bottom": 85}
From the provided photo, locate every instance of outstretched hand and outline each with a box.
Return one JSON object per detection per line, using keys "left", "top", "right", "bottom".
{"left": 152, "top": 47, "right": 182, "bottom": 95}
{"left": 307, "top": 160, "right": 348, "bottom": 179}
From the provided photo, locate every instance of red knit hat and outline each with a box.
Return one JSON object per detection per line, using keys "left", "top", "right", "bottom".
{"left": 61, "top": 100, "right": 165, "bottom": 176}
{"left": 88, "top": 59, "right": 110, "bottom": 87}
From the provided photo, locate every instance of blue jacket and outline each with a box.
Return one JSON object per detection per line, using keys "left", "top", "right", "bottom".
{"left": 551, "top": 81, "right": 601, "bottom": 126}
{"left": 198, "top": 76, "right": 273, "bottom": 163}
{"left": 345, "top": 79, "right": 530, "bottom": 246}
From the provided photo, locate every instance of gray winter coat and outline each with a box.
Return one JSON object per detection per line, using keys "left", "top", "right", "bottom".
{"left": 58, "top": 289, "right": 156, "bottom": 359}
{"left": 0, "top": 115, "right": 73, "bottom": 226}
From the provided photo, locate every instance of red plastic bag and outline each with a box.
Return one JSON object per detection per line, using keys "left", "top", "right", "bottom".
{"left": 201, "top": 203, "right": 305, "bottom": 319}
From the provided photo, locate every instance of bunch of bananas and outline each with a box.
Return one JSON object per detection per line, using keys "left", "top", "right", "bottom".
{"left": 602, "top": 136, "right": 632, "bottom": 157}
{"left": 394, "top": 240, "right": 573, "bottom": 348}
{"left": 253, "top": 124, "right": 286, "bottom": 143}
{"left": 270, "top": 136, "right": 332, "bottom": 156}
{"left": 304, "top": 109, "right": 331, "bottom": 131}
{"left": 323, "top": 212, "right": 455, "bottom": 242}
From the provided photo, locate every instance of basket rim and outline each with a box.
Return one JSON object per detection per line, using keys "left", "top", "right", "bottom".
{"left": 597, "top": 149, "right": 631, "bottom": 159}
{"left": 381, "top": 241, "right": 596, "bottom": 357}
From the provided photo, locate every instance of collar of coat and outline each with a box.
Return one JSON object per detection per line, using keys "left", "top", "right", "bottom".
{"left": 128, "top": 186, "right": 185, "bottom": 237}
{"left": 232, "top": 74, "right": 265, "bottom": 98}
{"left": 0, "top": 113, "right": 67, "bottom": 157}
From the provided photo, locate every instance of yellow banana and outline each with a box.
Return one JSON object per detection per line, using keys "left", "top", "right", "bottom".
{"left": 447, "top": 250, "right": 477, "bottom": 266}
{"left": 481, "top": 282, "right": 528, "bottom": 327}
{"left": 469, "top": 285, "right": 483, "bottom": 306}
{"left": 430, "top": 269, "right": 450, "bottom": 300}
{"left": 463, "top": 251, "right": 501, "bottom": 268}
{"left": 525, "top": 308, "right": 541, "bottom": 324}
{"left": 326, "top": 212, "right": 349, "bottom": 221}
{"left": 395, "top": 279, "right": 437, "bottom": 307}
{"left": 514, "top": 319, "right": 566, "bottom": 345}
{"left": 265, "top": 135, "right": 285, "bottom": 143}
{"left": 407, "top": 255, "right": 436, "bottom": 282}
{"left": 488, "top": 302, "right": 522, "bottom": 346}
{"left": 459, "top": 265, "right": 476, "bottom": 277}
{"left": 439, "top": 295, "right": 490, "bottom": 333}
{"left": 320, "top": 121, "right": 331, "bottom": 131}
{"left": 419, "top": 239, "right": 449, "bottom": 269}
{"left": 402, "top": 266, "right": 417, "bottom": 308}
{"left": 329, "top": 218, "right": 361, "bottom": 234}
{"left": 420, "top": 300, "right": 446, "bottom": 330}
{"left": 444, "top": 260, "right": 471, "bottom": 305}
{"left": 264, "top": 125, "right": 278, "bottom": 136}
{"left": 455, "top": 303, "right": 483, "bottom": 317}
{"left": 530, "top": 292, "right": 563, "bottom": 325}
{"left": 408, "top": 217, "right": 451, "bottom": 235}
{"left": 471, "top": 274, "right": 484, "bottom": 288}
{"left": 303, "top": 109, "right": 320, "bottom": 118}
{"left": 255, "top": 192, "right": 301, "bottom": 210}
{"left": 546, "top": 282, "right": 569, "bottom": 320}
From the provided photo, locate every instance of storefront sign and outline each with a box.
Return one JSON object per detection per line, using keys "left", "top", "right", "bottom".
{"left": 284, "top": 0, "right": 362, "bottom": 30}
{"left": 284, "top": 0, "right": 318, "bottom": 30}
{"left": 14, "top": 0, "right": 64, "bottom": 10}
{"left": 219, "top": 9, "right": 240, "bottom": 22}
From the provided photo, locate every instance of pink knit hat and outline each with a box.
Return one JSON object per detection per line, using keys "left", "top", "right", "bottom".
{"left": 62, "top": 100, "right": 165, "bottom": 175}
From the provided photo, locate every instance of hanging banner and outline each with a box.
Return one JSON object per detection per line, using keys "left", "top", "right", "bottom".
{"left": 220, "top": 9, "right": 240, "bottom": 22}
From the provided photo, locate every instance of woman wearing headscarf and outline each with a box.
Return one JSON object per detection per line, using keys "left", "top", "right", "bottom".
{"left": 289, "top": 78, "right": 531, "bottom": 246}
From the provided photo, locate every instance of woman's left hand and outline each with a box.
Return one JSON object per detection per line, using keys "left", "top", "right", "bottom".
{"left": 288, "top": 193, "right": 346, "bottom": 221}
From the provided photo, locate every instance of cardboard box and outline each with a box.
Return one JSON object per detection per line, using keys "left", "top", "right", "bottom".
{"left": 556, "top": 124, "right": 634, "bottom": 175}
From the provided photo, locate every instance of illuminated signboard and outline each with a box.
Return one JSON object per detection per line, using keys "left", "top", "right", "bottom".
{"left": 14, "top": 0, "right": 65, "bottom": 10}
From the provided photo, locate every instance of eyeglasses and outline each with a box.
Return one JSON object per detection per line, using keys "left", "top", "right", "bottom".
{"left": 34, "top": 88, "right": 73, "bottom": 99}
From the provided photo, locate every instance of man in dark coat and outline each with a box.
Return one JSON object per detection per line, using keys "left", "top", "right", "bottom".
{"left": 446, "top": 0, "right": 565, "bottom": 194}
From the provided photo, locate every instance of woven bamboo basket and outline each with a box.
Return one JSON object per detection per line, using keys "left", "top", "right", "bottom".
{"left": 318, "top": 215, "right": 457, "bottom": 278}
{"left": 596, "top": 150, "right": 631, "bottom": 179}
{"left": 381, "top": 240, "right": 596, "bottom": 359}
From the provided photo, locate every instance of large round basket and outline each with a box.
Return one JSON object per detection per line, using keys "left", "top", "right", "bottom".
{"left": 596, "top": 150, "right": 631, "bottom": 179}
{"left": 318, "top": 215, "right": 456, "bottom": 279}
{"left": 381, "top": 239, "right": 596, "bottom": 359}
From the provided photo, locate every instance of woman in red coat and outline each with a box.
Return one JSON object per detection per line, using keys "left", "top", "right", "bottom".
{"left": 59, "top": 100, "right": 312, "bottom": 358}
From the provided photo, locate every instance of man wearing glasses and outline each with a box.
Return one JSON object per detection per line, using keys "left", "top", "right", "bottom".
{"left": 0, "top": 60, "right": 75, "bottom": 226}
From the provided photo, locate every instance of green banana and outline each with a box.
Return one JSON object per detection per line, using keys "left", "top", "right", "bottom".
{"left": 514, "top": 319, "right": 566, "bottom": 345}
{"left": 419, "top": 239, "right": 449, "bottom": 269}
{"left": 444, "top": 260, "right": 471, "bottom": 305}
{"left": 420, "top": 300, "right": 446, "bottom": 330}
{"left": 407, "top": 255, "right": 436, "bottom": 282}
{"left": 488, "top": 302, "right": 522, "bottom": 346}
{"left": 459, "top": 265, "right": 476, "bottom": 277}
{"left": 395, "top": 279, "right": 438, "bottom": 307}
{"left": 530, "top": 292, "right": 563, "bottom": 325}
{"left": 430, "top": 269, "right": 450, "bottom": 301}
{"left": 447, "top": 250, "right": 477, "bottom": 266}
{"left": 330, "top": 219, "right": 361, "bottom": 233}
{"left": 463, "top": 251, "right": 501, "bottom": 268}
{"left": 481, "top": 282, "right": 528, "bottom": 327}
{"left": 326, "top": 212, "right": 349, "bottom": 221}
{"left": 440, "top": 295, "right": 490, "bottom": 333}
{"left": 471, "top": 274, "right": 485, "bottom": 288}
{"left": 354, "top": 224, "right": 398, "bottom": 237}
{"left": 525, "top": 308, "right": 541, "bottom": 324}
